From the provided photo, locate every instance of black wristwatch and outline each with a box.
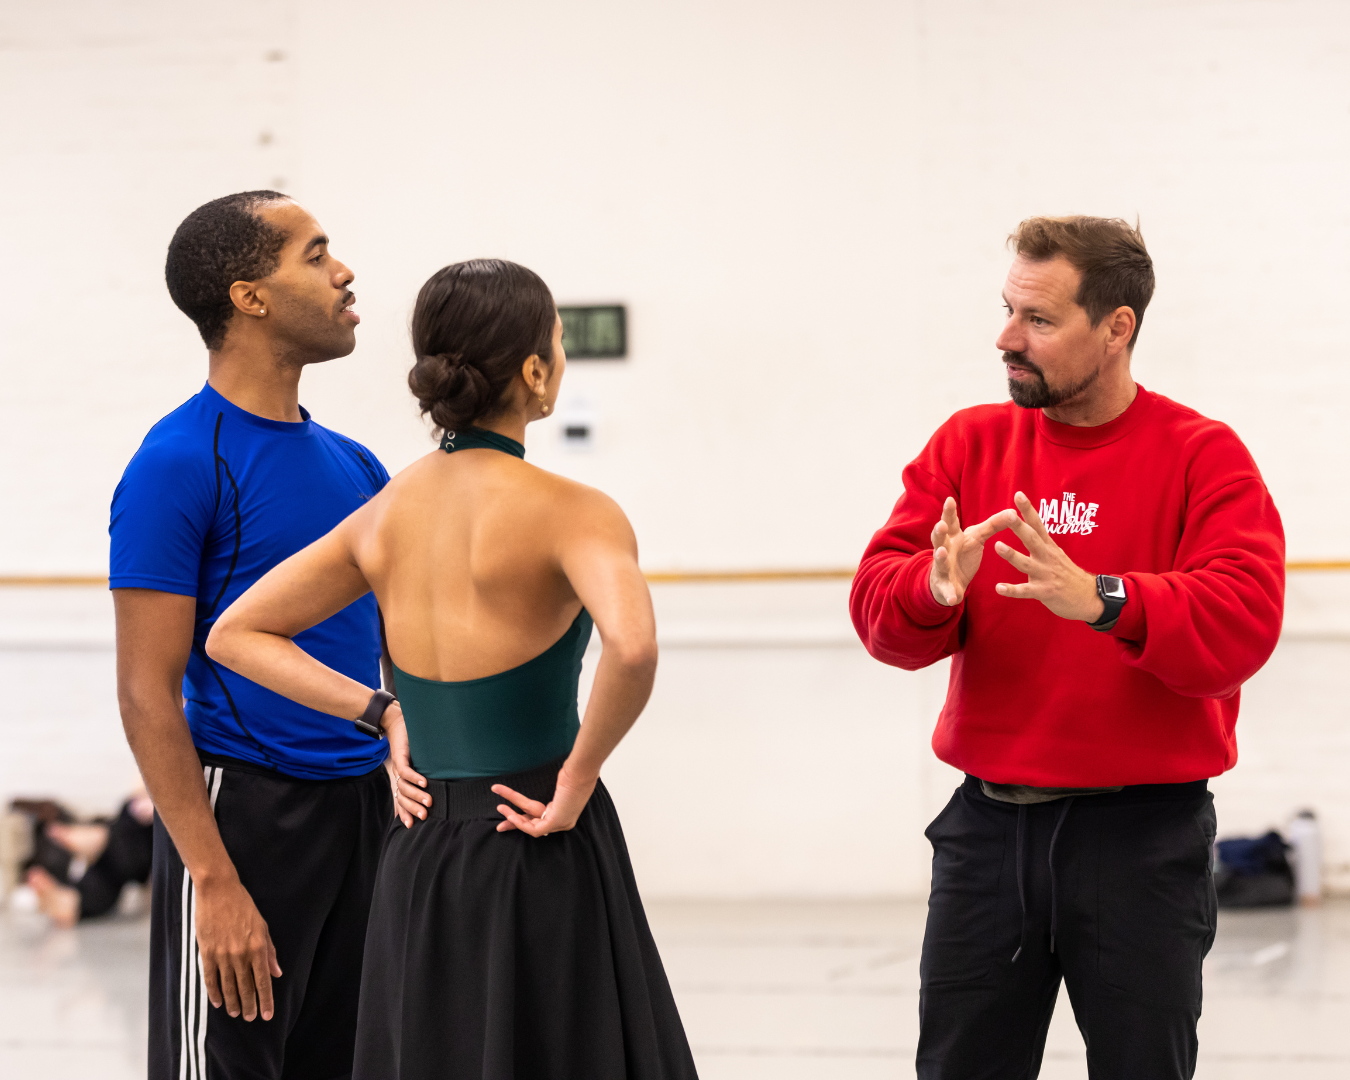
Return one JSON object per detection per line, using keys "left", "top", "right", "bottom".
{"left": 1087, "top": 575, "right": 1127, "bottom": 632}
{"left": 354, "top": 689, "right": 395, "bottom": 739}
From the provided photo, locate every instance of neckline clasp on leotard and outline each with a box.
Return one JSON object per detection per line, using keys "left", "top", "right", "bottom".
{"left": 439, "top": 427, "right": 526, "bottom": 459}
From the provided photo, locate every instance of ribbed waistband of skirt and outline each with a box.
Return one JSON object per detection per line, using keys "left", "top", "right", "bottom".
{"left": 422, "top": 757, "right": 565, "bottom": 822}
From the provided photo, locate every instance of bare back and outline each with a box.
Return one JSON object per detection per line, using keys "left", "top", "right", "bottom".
{"left": 350, "top": 446, "right": 606, "bottom": 681}
{"left": 203, "top": 271, "right": 659, "bottom": 841}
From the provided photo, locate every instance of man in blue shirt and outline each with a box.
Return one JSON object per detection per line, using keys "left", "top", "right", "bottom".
{"left": 112, "top": 191, "right": 427, "bottom": 1079}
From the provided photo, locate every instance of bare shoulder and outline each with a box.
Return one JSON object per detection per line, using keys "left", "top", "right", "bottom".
{"left": 529, "top": 466, "right": 634, "bottom": 540}
{"left": 338, "top": 450, "right": 441, "bottom": 537}
{"left": 383, "top": 448, "right": 446, "bottom": 490}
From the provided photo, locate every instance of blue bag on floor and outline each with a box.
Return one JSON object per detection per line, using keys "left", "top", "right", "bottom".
{"left": 1214, "top": 831, "right": 1294, "bottom": 908}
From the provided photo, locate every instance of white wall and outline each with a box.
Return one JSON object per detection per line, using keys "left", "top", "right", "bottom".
{"left": 3, "top": 0, "right": 1348, "bottom": 574}
{"left": 2, "top": 1, "right": 1348, "bottom": 897}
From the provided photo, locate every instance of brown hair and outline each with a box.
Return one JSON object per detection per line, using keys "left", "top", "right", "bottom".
{"left": 408, "top": 259, "right": 556, "bottom": 432}
{"left": 1009, "top": 216, "right": 1154, "bottom": 348}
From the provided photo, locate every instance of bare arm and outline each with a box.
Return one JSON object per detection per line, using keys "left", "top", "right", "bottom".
{"left": 204, "top": 526, "right": 430, "bottom": 826}
{"left": 492, "top": 492, "right": 657, "bottom": 837}
{"left": 560, "top": 509, "right": 658, "bottom": 780}
{"left": 114, "top": 589, "right": 281, "bottom": 1021}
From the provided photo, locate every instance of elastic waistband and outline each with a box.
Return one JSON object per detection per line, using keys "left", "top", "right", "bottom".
{"left": 423, "top": 757, "right": 564, "bottom": 822}
{"left": 197, "top": 750, "right": 385, "bottom": 785}
{"left": 964, "top": 774, "right": 1208, "bottom": 805}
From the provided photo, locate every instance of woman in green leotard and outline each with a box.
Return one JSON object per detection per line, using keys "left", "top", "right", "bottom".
{"left": 207, "top": 260, "right": 697, "bottom": 1079}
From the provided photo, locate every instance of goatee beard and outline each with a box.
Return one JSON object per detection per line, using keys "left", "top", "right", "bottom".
{"left": 1004, "top": 352, "right": 1100, "bottom": 409}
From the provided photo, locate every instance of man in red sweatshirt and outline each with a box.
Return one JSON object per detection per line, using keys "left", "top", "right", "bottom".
{"left": 850, "top": 216, "right": 1284, "bottom": 1080}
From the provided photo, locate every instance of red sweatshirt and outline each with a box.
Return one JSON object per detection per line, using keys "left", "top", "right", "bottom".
{"left": 850, "top": 386, "right": 1285, "bottom": 787}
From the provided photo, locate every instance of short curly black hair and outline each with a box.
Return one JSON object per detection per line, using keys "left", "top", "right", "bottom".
{"left": 165, "top": 190, "right": 291, "bottom": 350}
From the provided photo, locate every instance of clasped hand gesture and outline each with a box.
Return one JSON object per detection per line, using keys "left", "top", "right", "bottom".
{"left": 930, "top": 492, "right": 1105, "bottom": 622}
{"left": 929, "top": 497, "right": 1018, "bottom": 606}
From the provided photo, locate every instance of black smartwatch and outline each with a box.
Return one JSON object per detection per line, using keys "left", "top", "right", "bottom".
{"left": 1087, "top": 575, "right": 1127, "bottom": 632}
{"left": 355, "top": 689, "right": 395, "bottom": 739}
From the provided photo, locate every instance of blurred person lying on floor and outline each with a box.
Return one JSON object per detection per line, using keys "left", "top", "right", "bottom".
{"left": 17, "top": 790, "right": 155, "bottom": 927}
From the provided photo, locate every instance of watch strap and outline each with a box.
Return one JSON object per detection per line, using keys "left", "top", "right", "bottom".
{"left": 1088, "top": 575, "right": 1127, "bottom": 632}
{"left": 355, "top": 689, "right": 395, "bottom": 739}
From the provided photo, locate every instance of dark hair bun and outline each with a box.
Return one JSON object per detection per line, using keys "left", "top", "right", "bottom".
{"left": 408, "top": 260, "right": 556, "bottom": 432}
{"left": 407, "top": 352, "right": 493, "bottom": 432}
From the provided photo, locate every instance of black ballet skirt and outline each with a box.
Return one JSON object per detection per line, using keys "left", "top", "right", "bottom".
{"left": 352, "top": 758, "right": 699, "bottom": 1079}
{"left": 357, "top": 426, "right": 697, "bottom": 1078}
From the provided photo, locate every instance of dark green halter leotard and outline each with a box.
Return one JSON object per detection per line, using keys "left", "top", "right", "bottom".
{"left": 391, "top": 428, "right": 593, "bottom": 779}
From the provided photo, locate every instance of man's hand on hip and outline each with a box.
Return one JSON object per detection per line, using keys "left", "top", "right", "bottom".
{"left": 195, "top": 874, "right": 283, "bottom": 1021}
{"left": 993, "top": 492, "right": 1106, "bottom": 622}
{"left": 929, "top": 497, "right": 1018, "bottom": 607}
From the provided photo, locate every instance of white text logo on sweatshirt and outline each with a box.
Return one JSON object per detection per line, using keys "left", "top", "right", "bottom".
{"left": 1038, "top": 492, "right": 1099, "bottom": 536}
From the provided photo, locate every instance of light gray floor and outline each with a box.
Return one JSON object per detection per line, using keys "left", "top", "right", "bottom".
{"left": 2, "top": 898, "right": 1346, "bottom": 1078}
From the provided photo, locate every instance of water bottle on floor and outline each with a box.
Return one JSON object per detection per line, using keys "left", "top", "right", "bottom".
{"left": 1287, "top": 810, "right": 1321, "bottom": 906}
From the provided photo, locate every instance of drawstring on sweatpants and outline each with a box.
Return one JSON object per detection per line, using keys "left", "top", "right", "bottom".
{"left": 1048, "top": 797, "right": 1076, "bottom": 954}
{"left": 1011, "top": 804, "right": 1028, "bottom": 963}
{"left": 1009, "top": 796, "right": 1077, "bottom": 963}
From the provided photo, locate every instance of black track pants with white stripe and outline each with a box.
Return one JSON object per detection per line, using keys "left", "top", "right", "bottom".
{"left": 149, "top": 758, "right": 390, "bottom": 1080}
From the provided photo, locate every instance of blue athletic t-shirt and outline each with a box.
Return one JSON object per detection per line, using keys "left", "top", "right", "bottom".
{"left": 109, "top": 382, "right": 391, "bottom": 780}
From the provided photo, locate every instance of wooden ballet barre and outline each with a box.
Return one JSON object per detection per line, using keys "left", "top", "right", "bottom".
{"left": 647, "top": 561, "right": 1350, "bottom": 581}
{"left": 642, "top": 568, "right": 858, "bottom": 583}
{"left": 2, "top": 561, "right": 1348, "bottom": 587}
{"left": 0, "top": 575, "right": 112, "bottom": 586}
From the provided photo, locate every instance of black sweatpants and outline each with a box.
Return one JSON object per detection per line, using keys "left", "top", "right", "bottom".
{"left": 918, "top": 775, "right": 1217, "bottom": 1080}
{"left": 149, "top": 757, "right": 390, "bottom": 1080}
{"left": 79, "top": 799, "right": 154, "bottom": 918}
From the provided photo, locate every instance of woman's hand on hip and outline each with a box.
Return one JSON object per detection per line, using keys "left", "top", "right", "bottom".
{"left": 492, "top": 764, "right": 597, "bottom": 838}
{"left": 381, "top": 703, "right": 430, "bottom": 828}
